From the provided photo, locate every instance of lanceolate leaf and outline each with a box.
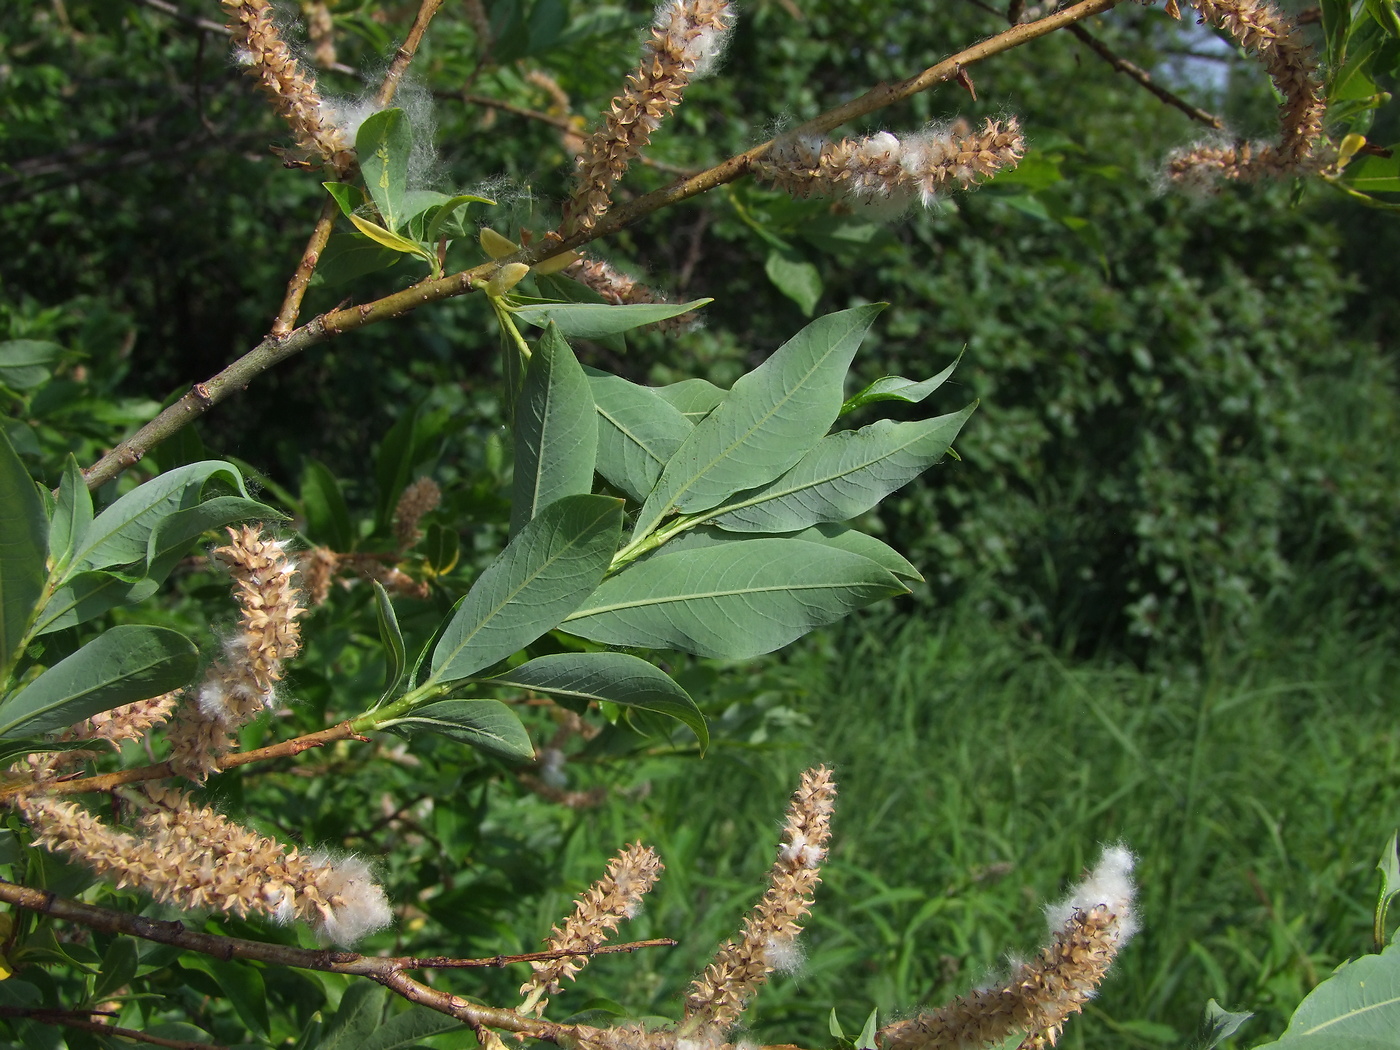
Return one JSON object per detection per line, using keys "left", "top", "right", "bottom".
{"left": 48, "top": 455, "right": 93, "bottom": 576}
{"left": 563, "top": 537, "right": 905, "bottom": 658}
{"left": 71, "top": 461, "right": 249, "bottom": 575}
{"left": 0, "top": 625, "right": 197, "bottom": 738}
{"left": 389, "top": 699, "right": 534, "bottom": 762}
{"left": 632, "top": 304, "right": 885, "bottom": 541}
{"left": 374, "top": 582, "right": 407, "bottom": 706}
{"left": 586, "top": 368, "right": 693, "bottom": 501}
{"left": 840, "top": 357, "right": 963, "bottom": 416}
{"left": 510, "top": 298, "right": 712, "bottom": 339}
{"left": 356, "top": 107, "right": 410, "bottom": 231}
{"left": 645, "top": 523, "right": 923, "bottom": 583}
{"left": 32, "top": 571, "right": 160, "bottom": 637}
{"left": 710, "top": 407, "right": 975, "bottom": 533}
{"left": 430, "top": 495, "right": 623, "bottom": 683}
{"left": 511, "top": 324, "right": 599, "bottom": 534}
{"left": 0, "top": 429, "right": 47, "bottom": 676}
{"left": 485, "top": 652, "right": 706, "bottom": 747}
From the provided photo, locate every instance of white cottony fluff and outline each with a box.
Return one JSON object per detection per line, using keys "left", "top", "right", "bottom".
{"left": 652, "top": 0, "right": 736, "bottom": 79}
{"left": 1044, "top": 844, "right": 1139, "bottom": 946}
{"left": 311, "top": 853, "right": 394, "bottom": 946}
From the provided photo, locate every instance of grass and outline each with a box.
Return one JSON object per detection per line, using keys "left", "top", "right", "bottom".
{"left": 524, "top": 589, "right": 1400, "bottom": 1050}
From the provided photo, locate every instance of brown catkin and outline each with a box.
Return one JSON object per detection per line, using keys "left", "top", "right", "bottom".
{"left": 563, "top": 0, "right": 734, "bottom": 235}
{"left": 223, "top": 0, "right": 354, "bottom": 171}
{"left": 755, "top": 119, "right": 1025, "bottom": 209}
{"left": 684, "top": 767, "right": 837, "bottom": 1032}
{"left": 1166, "top": 0, "right": 1325, "bottom": 185}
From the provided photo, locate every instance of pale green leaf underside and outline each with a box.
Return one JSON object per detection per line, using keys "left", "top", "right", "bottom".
{"left": 586, "top": 368, "right": 693, "bottom": 501}
{"left": 632, "top": 304, "right": 885, "bottom": 540}
{"left": 657, "top": 523, "right": 923, "bottom": 583}
{"left": 1256, "top": 936, "right": 1400, "bottom": 1048}
{"left": 563, "top": 537, "right": 905, "bottom": 658}
{"left": 511, "top": 298, "right": 712, "bottom": 339}
{"left": 511, "top": 324, "right": 598, "bottom": 534}
{"left": 0, "top": 624, "right": 197, "bottom": 738}
{"left": 486, "top": 651, "right": 706, "bottom": 747}
{"left": 430, "top": 494, "right": 623, "bottom": 683}
{"left": 391, "top": 699, "right": 535, "bottom": 762}
{"left": 710, "top": 407, "right": 975, "bottom": 532}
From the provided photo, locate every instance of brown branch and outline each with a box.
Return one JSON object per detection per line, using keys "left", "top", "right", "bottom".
{"left": 377, "top": 0, "right": 443, "bottom": 109}
{"left": 0, "top": 721, "right": 362, "bottom": 802}
{"left": 0, "top": 1007, "right": 226, "bottom": 1050}
{"left": 1065, "top": 24, "right": 1224, "bottom": 128}
{"left": 79, "top": 0, "right": 1123, "bottom": 492}
{"left": 0, "top": 880, "right": 666, "bottom": 1044}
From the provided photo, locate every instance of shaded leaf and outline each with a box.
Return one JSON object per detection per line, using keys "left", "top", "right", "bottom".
{"left": 1199, "top": 999, "right": 1253, "bottom": 1050}
{"left": 487, "top": 652, "right": 706, "bottom": 747}
{"left": 655, "top": 378, "right": 727, "bottom": 422}
{"left": 512, "top": 324, "right": 599, "bottom": 533}
{"left": 765, "top": 245, "right": 822, "bottom": 316}
{"left": 563, "top": 537, "right": 905, "bottom": 658}
{"left": 375, "top": 581, "right": 407, "bottom": 706}
{"left": 0, "top": 625, "right": 197, "bottom": 738}
{"left": 0, "top": 428, "right": 46, "bottom": 675}
{"left": 301, "top": 458, "right": 353, "bottom": 551}
{"left": 317, "top": 231, "right": 404, "bottom": 286}
{"left": 317, "top": 978, "right": 386, "bottom": 1050}
{"left": 179, "top": 956, "right": 269, "bottom": 1040}
{"left": 389, "top": 699, "right": 534, "bottom": 761}
{"left": 0, "top": 339, "right": 60, "bottom": 390}
{"left": 359, "top": 1006, "right": 465, "bottom": 1050}
{"left": 430, "top": 495, "right": 623, "bottom": 682}
{"left": 586, "top": 367, "right": 693, "bottom": 501}
{"left": 31, "top": 570, "right": 160, "bottom": 636}
{"left": 632, "top": 304, "right": 885, "bottom": 539}
{"left": 711, "top": 408, "right": 975, "bottom": 533}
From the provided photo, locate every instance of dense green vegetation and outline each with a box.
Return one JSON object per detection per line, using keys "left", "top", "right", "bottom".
{"left": 1, "top": 0, "right": 1398, "bottom": 1047}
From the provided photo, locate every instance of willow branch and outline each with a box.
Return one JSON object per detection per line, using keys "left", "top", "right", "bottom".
{"left": 1065, "top": 24, "right": 1223, "bottom": 128}
{"left": 0, "top": 721, "right": 362, "bottom": 802}
{"left": 0, "top": 1008, "right": 225, "bottom": 1050}
{"left": 377, "top": 0, "right": 443, "bottom": 108}
{"left": 80, "top": 0, "right": 1121, "bottom": 491}
{"left": 0, "top": 880, "right": 666, "bottom": 1042}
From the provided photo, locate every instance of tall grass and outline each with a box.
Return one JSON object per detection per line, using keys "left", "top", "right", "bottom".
{"left": 530, "top": 587, "right": 1400, "bottom": 1050}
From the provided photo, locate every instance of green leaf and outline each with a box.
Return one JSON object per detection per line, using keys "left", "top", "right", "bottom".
{"left": 358, "top": 1006, "right": 465, "bottom": 1050}
{"left": 586, "top": 367, "right": 694, "bottom": 502}
{"left": 424, "top": 522, "right": 460, "bottom": 574}
{"left": 180, "top": 955, "right": 270, "bottom": 1041}
{"left": 71, "top": 460, "right": 249, "bottom": 575}
{"left": 375, "top": 581, "right": 407, "bottom": 706}
{"left": 650, "top": 522, "right": 923, "bottom": 582}
{"left": 317, "top": 982, "right": 387, "bottom": 1050}
{"left": 655, "top": 378, "right": 727, "bottom": 422}
{"left": 1255, "top": 935, "right": 1400, "bottom": 1048}
{"left": 0, "top": 624, "right": 197, "bottom": 738}
{"left": 840, "top": 358, "right": 963, "bottom": 415}
{"left": 322, "top": 181, "right": 360, "bottom": 218}
{"left": 534, "top": 272, "right": 626, "bottom": 354}
{"left": 830, "top": 1009, "right": 846, "bottom": 1040}
{"left": 1199, "top": 1000, "right": 1253, "bottom": 1050}
{"left": 1377, "top": 831, "right": 1400, "bottom": 949}
{"left": 48, "top": 455, "right": 92, "bottom": 575}
{"left": 31, "top": 570, "right": 160, "bottom": 636}
{"left": 301, "top": 458, "right": 353, "bottom": 551}
{"left": 486, "top": 652, "right": 706, "bottom": 748}
{"left": 144, "top": 494, "right": 283, "bottom": 584}
{"left": 1322, "top": 0, "right": 1353, "bottom": 66}
{"left": 710, "top": 407, "right": 975, "bottom": 533}
{"left": 349, "top": 214, "right": 435, "bottom": 263}
{"left": 857, "top": 1008, "right": 879, "bottom": 1050}
{"left": 0, "top": 339, "right": 61, "bottom": 390}
{"left": 509, "top": 298, "right": 713, "bottom": 339}
{"left": 92, "top": 937, "right": 140, "bottom": 1002}
{"left": 430, "top": 495, "right": 623, "bottom": 683}
{"left": 511, "top": 324, "right": 599, "bottom": 534}
{"left": 765, "top": 245, "right": 823, "bottom": 316}
{"left": 0, "top": 428, "right": 47, "bottom": 677}
{"left": 389, "top": 698, "right": 534, "bottom": 761}
{"left": 316, "top": 230, "right": 404, "bottom": 286}
{"left": 632, "top": 304, "right": 886, "bottom": 540}
{"left": 1345, "top": 151, "right": 1400, "bottom": 193}
{"left": 425, "top": 194, "right": 496, "bottom": 243}
{"left": 563, "top": 537, "right": 906, "bottom": 658}
{"left": 356, "top": 107, "right": 411, "bottom": 231}
{"left": 1365, "top": 0, "right": 1400, "bottom": 39}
